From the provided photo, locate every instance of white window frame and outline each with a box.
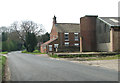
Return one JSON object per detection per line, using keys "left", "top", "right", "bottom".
{"left": 49, "top": 45, "right": 52, "bottom": 51}
{"left": 74, "top": 33, "right": 79, "bottom": 41}
{"left": 64, "top": 33, "right": 69, "bottom": 34}
{"left": 74, "top": 43, "right": 79, "bottom": 46}
{"left": 64, "top": 33, "right": 69, "bottom": 41}
{"left": 65, "top": 42, "right": 69, "bottom": 46}
{"left": 74, "top": 33, "right": 78, "bottom": 35}
{"left": 54, "top": 44, "right": 59, "bottom": 48}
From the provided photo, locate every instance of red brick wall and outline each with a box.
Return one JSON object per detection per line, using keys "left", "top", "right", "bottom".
{"left": 80, "top": 16, "right": 97, "bottom": 52}
{"left": 46, "top": 39, "right": 59, "bottom": 53}
{"left": 48, "top": 32, "right": 80, "bottom": 52}
{"left": 40, "top": 46, "right": 44, "bottom": 53}
{"left": 57, "top": 33, "right": 80, "bottom": 46}
{"left": 50, "top": 24, "right": 58, "bottom": 40}
{"left": 41, "top": 45, "right": 47, "bottom": 53}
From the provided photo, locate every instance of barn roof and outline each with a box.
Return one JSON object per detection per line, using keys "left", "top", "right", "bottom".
{"left": 98, "top": 17, "right": 120, "bottom": 27}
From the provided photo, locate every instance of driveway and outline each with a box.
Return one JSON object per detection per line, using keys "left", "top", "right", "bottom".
{"left": 7, "top": 51, "right": 118, "bottom": 81}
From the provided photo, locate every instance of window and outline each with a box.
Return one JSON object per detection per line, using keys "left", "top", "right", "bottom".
{"left": 49, "top": 45, "right": 52, "bottom": 51}
{"left": 74, "top": 43, "right": 79, "bottom": 46}
{"left": 64, "top": 33, "right": 69, "bottom": 41}
{"left": 54, "top": 44, "right": 58, "bottom": 48}
{"left": 74, "top": 33, "right": 79, "bottom": 41}
{"left": 65, "top": 42, "right": 69, "bottom": 46}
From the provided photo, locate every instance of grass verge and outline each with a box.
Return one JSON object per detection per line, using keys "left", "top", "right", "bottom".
{"left": 21, "top": 50, "right": 45, "bottom": 54}
{"left": 49, "top": 54, "right": 120, "bottom": 61}
{"left": 0, "top": 52, "right": 8, "bottom": 54}
{"left": 0, "top": 56, "right": 6, "bottom": 80}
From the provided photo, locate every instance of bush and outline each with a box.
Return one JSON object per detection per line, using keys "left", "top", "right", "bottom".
{"left": 21, "top": 50, "right": 27, "bottom": 53}
{"left": 0, "top": 52, "right": 8, "bottom": 54}
{"left": 49, "top": 54, "right": 58, "bottom": 58}
{"left": 33, "top": 50, "right": 39, "bottom": 53}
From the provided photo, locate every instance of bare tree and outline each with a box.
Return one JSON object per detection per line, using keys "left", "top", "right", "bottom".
{"left": 11, "top": 20, "right": 45, "bottom": 42}
{"left": 0, "top": 26, "right": 9, "bottom": 34}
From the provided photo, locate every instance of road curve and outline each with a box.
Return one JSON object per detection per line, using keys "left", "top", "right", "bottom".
{"left": 7, "top": 51, "right": 118, "bottom": 81}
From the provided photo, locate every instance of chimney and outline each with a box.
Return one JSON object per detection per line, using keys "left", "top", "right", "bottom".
{"left": 53, "top": 15, "right": 57, "bottom": 24}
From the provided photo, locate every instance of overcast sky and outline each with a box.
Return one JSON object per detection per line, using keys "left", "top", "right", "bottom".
{"left": 0, "top": 0, "right": 119, "bottom": 33}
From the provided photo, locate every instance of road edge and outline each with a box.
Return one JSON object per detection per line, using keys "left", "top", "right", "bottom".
{"left": 2, "top": 57, "right": 11, "bottom": 81}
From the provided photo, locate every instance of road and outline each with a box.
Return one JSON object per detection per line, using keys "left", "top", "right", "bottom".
{"left": 7, "top": 51, "right": 118, "bottom": 81}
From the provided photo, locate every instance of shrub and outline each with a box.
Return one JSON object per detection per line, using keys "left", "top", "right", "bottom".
{"left": 0, "top": 52, "right": 8, "bottom": 54}
{"left": 33, "top": 50, "right": 39, "bottom": 53}
{"left": 49, "top": 54, "right": 58, "bottom": 58}
{"left": 21, "top": 50, "right": 27, "bottom": 53}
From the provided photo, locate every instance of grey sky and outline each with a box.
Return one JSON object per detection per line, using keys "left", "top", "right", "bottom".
{"left": 0, "top": 0, "right": 119, "bottom": 33}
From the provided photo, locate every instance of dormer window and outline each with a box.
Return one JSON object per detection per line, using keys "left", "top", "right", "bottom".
{"left": 64, "top": 33, "right": 69, "bottom": 41}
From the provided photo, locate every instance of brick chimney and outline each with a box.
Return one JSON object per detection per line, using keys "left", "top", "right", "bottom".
{"left": 53, "top": 15, "right": 57, "bottom": 24}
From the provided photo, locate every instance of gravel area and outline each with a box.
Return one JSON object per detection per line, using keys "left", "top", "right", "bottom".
{"left": 71, "top": 59, "right": 118, "bottom": 71}
{"left": 51, "top": 58, "right": 119, "bottom": 71}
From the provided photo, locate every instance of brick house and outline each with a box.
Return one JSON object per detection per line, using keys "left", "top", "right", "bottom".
{"left": 80, "top": 15, "right": 120, "bottom": 52}
{"left": 41, "top": 16, "right": 80, "bottom": 53}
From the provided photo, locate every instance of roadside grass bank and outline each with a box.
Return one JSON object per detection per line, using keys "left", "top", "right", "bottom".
{"left": 49, "top": 54, "right": 120, "bottom": 61}
{"left": 22, "top": 50, "right": 45, "bottom": 54}
{"left": 2, "top": 56, "right": 6, "bottom": 76}
{"left": 0, "top": 56, "right": 7, "bottom": 81}
{"left": 0, "top": 52, "right": 8, "bottom": 54}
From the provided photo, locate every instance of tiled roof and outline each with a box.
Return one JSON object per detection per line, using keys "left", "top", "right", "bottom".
{"left": 98, "top": 17, "right": 120, "bottom": 27}
{"left": 55, "top": 23, "right": 80, "bottom": 32}
{"left": 41, "top": 38, "right": 58, "bottom": 46}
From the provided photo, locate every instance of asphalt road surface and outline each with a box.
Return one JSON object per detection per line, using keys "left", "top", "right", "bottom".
{"left": 7, "top": 51, "right": 118, "bottom": 81}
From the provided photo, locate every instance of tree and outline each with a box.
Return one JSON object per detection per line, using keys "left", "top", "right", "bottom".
{"left": 11, "top": 21, "right": 45, "bottom": 43}
{"left": 2, "top": 32, "right": 7, "bottom": 41}
{"left": 0, "top": 26, "right": 23, "bottom": 52}
{"left": 38, "top": 32, "right": 50, "bottom": 43}
{"left": 11, "top": 21, "right": 45, "bottom": 51}
{"left": 25, "top": 32, "right": 37, "bottom": 52}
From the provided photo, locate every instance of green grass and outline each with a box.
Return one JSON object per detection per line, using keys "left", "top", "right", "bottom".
{"left": 0, "top": 56, "right": 2, "bottom": 70}
{"left": 49, "top": 54, "right": 59, "bottom": 58}
{"left": 0, "top": 56, "right": 6, "bottom": 78}
{"left": 0, "top": 52, "right": 8, "bottom": 54}
{"left": 2, "top": 56, "right": 6, "bottom": 66}
{"left": 49, "top": 54, "right": 120, "bottom": 61}
{"left": 49, "top": 54, "right": 95, "bottom": 58}
{"left": 22, "top": 50, "right": 45, "bottom": 54}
